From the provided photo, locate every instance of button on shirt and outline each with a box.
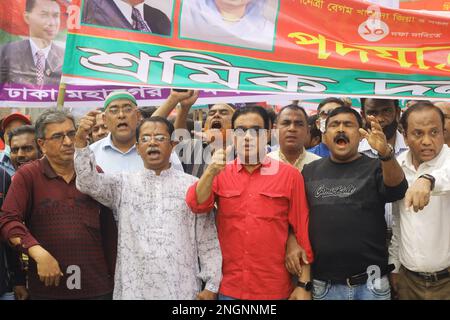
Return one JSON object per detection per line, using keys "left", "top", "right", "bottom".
{"left": 186, "top": 158, "right": 314, "bottom": 300}
{"left": 268, "top": 148, "right": 321, "bottom": 172}
{"left": 89, "top": 134, "right": 183, "bottom": 173}
{"left": 389, "top": 145, "right": 450, "bottom": 273}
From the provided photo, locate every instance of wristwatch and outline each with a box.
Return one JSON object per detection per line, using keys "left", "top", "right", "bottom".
{"left": 418, "top": 174, "right": 435, "bottom": 191}
{"left": 379, "top": 144, "right": 394, "bottom": 161}
{"left": 297, "top": 281, "right": 312, "bottom": 292}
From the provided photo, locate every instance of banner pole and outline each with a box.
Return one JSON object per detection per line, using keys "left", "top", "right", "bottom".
{"left": 56, "top": 82, "right": 66, "bottom": 110}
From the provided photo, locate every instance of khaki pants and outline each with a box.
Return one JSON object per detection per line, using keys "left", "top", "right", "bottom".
{"left": 398, "top": 266, "right": 450, "bottom": 300}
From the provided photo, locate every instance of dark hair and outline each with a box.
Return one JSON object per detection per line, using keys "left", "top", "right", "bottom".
{"left": 26, "top": 0, "right": 57, "bottom": 12}
{"left": 231, "top": 105, "right": 270, "bottom": 130}
{"left": 308, "top": 114, "right": 321, "bottom": 140}
{"left": 265, "top": 108, "right": 277, "bottom": 127}
{"left": 8, "top": 125, "right": 36, "bottom": 143}
{"left": 360, "top": 98, "right": 399, "bottom": 112}
{"left": 138, "top": 106, "right": 158, "bottom": 119}
{"left": 136, "top": 116, "right": 175, "bottom": 142}
{"left": 317, "top": 97, "right": 346, "bottom": 112}
{"left": 277, "top": 104, "right": 308, "bottom": 124}
{"left": 325, "top": 107, "right": 363, "bottom": 129}
{"left": 400, "top": 101, "right": 445, "bottom": 134}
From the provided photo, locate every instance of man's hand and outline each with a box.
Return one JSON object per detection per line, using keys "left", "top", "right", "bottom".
{"left": 207, "top": 145, "right": 233, "bottom": 176}
{"left": 359, "top": 115, "right": 390, "bottom": 157}
{"left": 389, "top": 273, "right": 399, "bottom": 300}
{"left": 28, "top": 245, "right": 63, "bottom": 287}
{"left": 75, "top": 110, "right": 102, "bottom": 148}
{"left": 197, "top": 289, "right": 217, "bottom": 300}
{"left": 179, "top": 90, "right": 199, "bottom": 110}
{"left": 405, "top": 177, "right": 432, "bottom": 212}
{"left": 288, "top": 287, "right": 311, "bottom": 300}
{"left": 14, "top": 286, "right": 29, "bottom": 300}
{"left": 285, "top": 233, "right": 308, "bottom": 276}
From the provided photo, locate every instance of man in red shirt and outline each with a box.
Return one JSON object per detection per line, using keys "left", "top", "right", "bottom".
{"left": 186, "top": 106, "right": 314, "bottom": 300}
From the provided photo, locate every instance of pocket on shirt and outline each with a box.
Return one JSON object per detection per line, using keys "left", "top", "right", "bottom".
{"left": 257, "top": 191, "right": 289, "bottom": 218}
{"left": 216, "top": 189, "right": 242, "bottom": 214}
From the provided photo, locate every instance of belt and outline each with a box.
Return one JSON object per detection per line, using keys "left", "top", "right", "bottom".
{"left": 405, "top": 267, "right": 450, "bottom": 282}
{"left": 323, "top": 264, "right": 395, "bottom": 287}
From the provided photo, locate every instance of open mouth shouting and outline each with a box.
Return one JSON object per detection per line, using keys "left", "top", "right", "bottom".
{"left": 146, "top": 147, "right": 161, "bottom": 160}
{"left": 210, "top": 119, "right": 222, "bottom": 129}
{"left": 334, "top": 132, "right": 350, "bottom": 147}
{"left": 117, "top": 122, "right": 129, "bottom": 130}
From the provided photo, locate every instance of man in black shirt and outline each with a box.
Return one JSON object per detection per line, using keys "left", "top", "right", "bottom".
{"left": 302, "top": 107, "right": 408, "bottom": 300}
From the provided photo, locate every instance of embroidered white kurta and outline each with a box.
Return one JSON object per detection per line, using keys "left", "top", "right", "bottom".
{"left": 74, "top": 147, "right": 222, "bottom": 300}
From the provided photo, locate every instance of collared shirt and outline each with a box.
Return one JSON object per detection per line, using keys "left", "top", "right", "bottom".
{"left": 0, "top": 157, "right": 113, "bottom": 299}
{"left": 75, "top": 146, "right": 222, "bottom": 299}
{"left": 268, "top": 148, "right": 321, "bottom": 172}
{"left": 89, "top": 134, "right": 183, "bottom": 174}
{"left": 112, "top": 0, "right": 152, "bottom": 31}
{"left": 0, "top": 147, "right": 15, "bottom": 177}
{"left": 358, "top": 131, "right": 409, "bottom": 228}
{"left": 186, "top": 158, "right": 313, "bottom": 300}
{"left": 389, "top": 145, "right": 450, "bottom": 273}
{"left": 29, "top": 38, "right": 51, "bottom": 66}
{"left": 308, "top": 142, "right": 330, "bottom": 158}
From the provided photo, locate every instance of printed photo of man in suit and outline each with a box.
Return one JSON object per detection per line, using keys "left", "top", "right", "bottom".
{"left": 82, "top": 0, "right": 172, "bottom": 36}
{"left": 0, "top": 0, "right": 64, "bottom": 87}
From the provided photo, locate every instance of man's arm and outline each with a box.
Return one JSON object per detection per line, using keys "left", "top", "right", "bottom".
{"left": 195, "top": 209, "right": 222, "bottom": 300}
{"left": 174, "top": 90, "right": 199, "bottom": 131}
{"left": 360, "top": 116, "right": 405, "bottom": 187}
{"left": 0, "top": 172, "right": 63, "bottom": 287}
{"left": 74, "top": 111, "right": 123, "bottom": 211}
{"left": 388, "top": 201, "right": 402, "bottom": 299}
{"left": 152, "top": 90, "right": 198, "bottom": 118}
{"left": 287, "top": 170, "right": 314, "bottom": 300}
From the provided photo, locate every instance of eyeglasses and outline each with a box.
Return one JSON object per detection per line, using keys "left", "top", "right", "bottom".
{"left": 233, "top": 126, "right": 266, "bottom": 137}
{"left": 107, "top": 106, "right": 135, "bottom": 115}
{"left": 44, "top": 130, "right": 76, "bottom": 143}
{"left": 139, "top": 134, "right": 170, "bottom": 143}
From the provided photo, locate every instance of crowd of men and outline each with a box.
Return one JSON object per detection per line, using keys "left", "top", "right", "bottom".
{"left": 0, "top": 90, "right": 448, "bottom": 300}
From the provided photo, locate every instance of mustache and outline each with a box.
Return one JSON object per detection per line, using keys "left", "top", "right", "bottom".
{"left": 146, "top": 147, "right": 160, "bottom": 154}
{"left": 334, "top": 132, "right": 350, "bottom": 143}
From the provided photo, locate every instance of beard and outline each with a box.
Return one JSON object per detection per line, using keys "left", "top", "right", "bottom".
{"left": 383, "top": 121, "right": 399, "bottom": 140}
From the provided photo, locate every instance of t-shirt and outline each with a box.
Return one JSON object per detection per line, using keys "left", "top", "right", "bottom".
{"left": 302, "top": 154, "right": 408, "bottom": 281}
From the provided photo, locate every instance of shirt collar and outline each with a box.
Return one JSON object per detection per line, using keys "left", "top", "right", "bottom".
{"left": 29, "top": 38, "right": 51, "bottom": 65}
{"left": 102, "top": 133, "right": 137, "bottom": 154}
{"left": 113, "top": 0, "right": 145, "bottom": 26}
{"left": 401, "top": 144, "right": 448, "bottom": 172}
{"left": 235, "top": 156, "right": 273, "bottom": 172}
{"left": 278, "top": 148, "right": 306, "bottom": 167}
{"left": 40, "top": 156, "right": 75, "bottom": 182}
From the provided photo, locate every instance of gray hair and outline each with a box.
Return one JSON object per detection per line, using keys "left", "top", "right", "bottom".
{"left": 35, "top": 109, "right": 75, "bottom": 140}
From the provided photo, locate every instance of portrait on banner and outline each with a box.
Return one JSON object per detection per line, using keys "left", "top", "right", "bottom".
{"left": 179, "top": 0, "right": 280, "bottom": 51}
{"left": 81, "top": 0, "right": 174, "bottom": 36}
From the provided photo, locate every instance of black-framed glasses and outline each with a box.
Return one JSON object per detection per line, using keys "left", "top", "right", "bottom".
{"left": 44, "top": 130, "right": 76, "bottom": 143}
{"left": 139, "top": 134, "right": 170, "bottom": 143}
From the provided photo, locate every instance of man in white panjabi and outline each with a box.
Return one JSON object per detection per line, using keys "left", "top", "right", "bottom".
{"left": 74, "top": 112, "right": 222, "bottom": 300}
